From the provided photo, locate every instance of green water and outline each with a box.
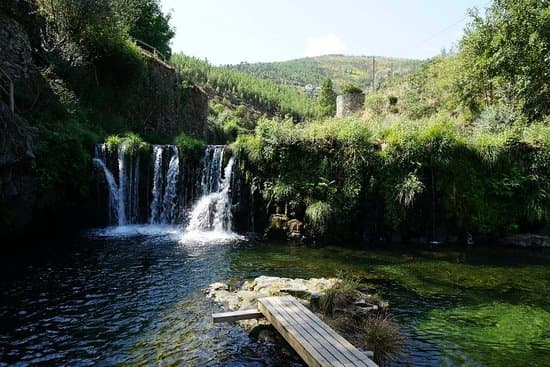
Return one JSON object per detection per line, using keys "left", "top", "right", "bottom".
{"left": 226, "top": 241, "right": 550, "bottom": 366}
{"left": 1, "top": 230, "right": 548, "bottom": 366}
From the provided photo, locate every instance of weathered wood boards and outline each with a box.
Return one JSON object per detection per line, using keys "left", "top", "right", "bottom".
{"left": 212, "top": 309, "right": 264, "bottom": 323}
{"left": 258, "top": 295, "right": 378, "bottom": 367}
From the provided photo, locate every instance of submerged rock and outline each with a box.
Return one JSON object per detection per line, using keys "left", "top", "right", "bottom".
{"left": 205, "top": 275, "right": 340, "bottom": 312}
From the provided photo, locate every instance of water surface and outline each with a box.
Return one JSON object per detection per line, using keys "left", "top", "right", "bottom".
{"left": 1, "top": 227, "right": 549, "bottom": 366}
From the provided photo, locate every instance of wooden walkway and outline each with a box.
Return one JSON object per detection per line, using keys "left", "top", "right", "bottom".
{"left": 212, "top": 295, "right": 378, "bottom": 366}
{"left": 213, "top": 295, "right": 378, "bottom": 367}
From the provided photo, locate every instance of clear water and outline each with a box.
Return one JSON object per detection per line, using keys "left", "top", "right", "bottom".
{"left": 1, "top": 228, "right": 549, "bottom": 366}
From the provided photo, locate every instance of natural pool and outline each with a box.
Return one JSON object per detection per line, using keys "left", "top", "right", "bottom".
{"left": 1, "top": 227, "right": 549, "bottom": 366}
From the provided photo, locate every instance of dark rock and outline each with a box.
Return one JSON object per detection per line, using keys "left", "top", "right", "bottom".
{"left": 0, "top": 100, "right": 35, "bottom": 233}
{"left": 498, "top": 234, "right": 550, "bottom": 248}
{"left": 264, "top": 213, "right": 288, "bottom": 239}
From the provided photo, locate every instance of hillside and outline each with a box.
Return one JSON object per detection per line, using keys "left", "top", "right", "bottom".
{"left": 172, "top": 54, "right": 317, "bottom": 121}
{"left": 229, "top": 55, "right": 423, "bottom": 92}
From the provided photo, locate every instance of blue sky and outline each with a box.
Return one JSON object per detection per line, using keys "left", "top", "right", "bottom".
{"left": 160, "top": 0, "right": 489, "bottom": 65}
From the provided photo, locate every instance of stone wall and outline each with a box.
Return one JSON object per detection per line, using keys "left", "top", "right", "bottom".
{"left": 180, "top": 85, "right": 208, "bottom": 138}
{"left": 336, "top": 93, "right": 365, "bottom": 118}
{"left": 130, "top": 56, "right": 208, "bottom": 138}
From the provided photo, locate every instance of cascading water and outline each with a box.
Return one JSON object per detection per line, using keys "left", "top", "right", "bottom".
{"left": 93, "top": 144, "right": 119, "bottom": 225}
{"left": 93, "top": 143, "right": 141, "bottom": 226}
{"left": 149, "top": 145, "right": 180, "bottom": 224}
{"left": 186, "top": 157, "right": 234, "bottom": 232}
{"left": 117, "top": 147, "right": 128, "bottom": 225}
{"left": 150, "top": 145, "right": 164, "bottom": 224}
{"left": 182, "top": 145, "right": 241, "bottom": 242}
{"left": 93, "top": 143, "right": 241, "bottom": 239}
{"left": 161, "top": 148, "right": 180, "bottom": 223}
{"left": 200, "top": 145, "right": 224, "bottom": 195}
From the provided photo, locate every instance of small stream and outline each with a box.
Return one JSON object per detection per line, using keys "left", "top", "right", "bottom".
{"left": 1, "top": 228, "right": 549, "bottom": 366}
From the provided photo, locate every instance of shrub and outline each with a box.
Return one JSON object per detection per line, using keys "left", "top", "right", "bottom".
{"left": 305, "top": 201, "right": 333, "bottom": 235}
{"left": 364, "top": 93, "right": 386, "bottom": 115}
{"left": 341, "top": 83, "right": 363, "bottom": 94}
{"left": 104, "top": 133, "right": 148, "bottom": 156}
{"left": 174, "top": 132, "right": 206, "bottom": 159}
{"left": 474, "top": 104, "right": 519, "bottom": 132}
{"left": 362, "top": 314, "right": 404, "bottom": 365}
{"left": 395, "top": 172, "right": 424, "bottom": 209}
{"left": 319, "top": 278, "right": 358, "bottom": 316}
{"left": 328, "top": 314, "right": 404, "bottom": 365}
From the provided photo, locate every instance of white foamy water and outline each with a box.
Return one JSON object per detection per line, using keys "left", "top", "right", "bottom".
{"left": 85, "top": 224, "right": 182, "bottom": 238}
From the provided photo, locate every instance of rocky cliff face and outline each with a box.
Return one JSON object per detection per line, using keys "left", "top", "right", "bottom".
{"left": 0, "top": 0, "right": 208, "bottom": 236}
{"left": 0, "top": 100, "right": 35, "bottom": 232}
{"left": 0, "top": 0, "right": 40, "bottom": 234}
{"left": 136, "top": 58, "right": 208, "bottom": 138}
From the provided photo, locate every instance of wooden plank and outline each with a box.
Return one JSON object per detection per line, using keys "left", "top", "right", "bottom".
{"left": 266, "top": 298, "right": 347, "bottom": 367}
{"left": 259, "top": 297, "right": 333, "bottom": 367}
{"left": 212, "top": 309, "right": 264, "bottom": 323}
{"left": 270, "top": 296, "right": 353, "bottom": 366}
{"left": 259, "top": 296, "right": 378, "bottom": 367}
{"left": 277, "top": 296, "right": 377, "bottom": 366}
{"left": 273, "top": 296, "right": 377, "bottom": 367}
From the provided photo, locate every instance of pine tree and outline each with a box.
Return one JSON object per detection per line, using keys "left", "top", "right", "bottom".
{"left": 319, "top": 78, "right": 337, "bottom": 117}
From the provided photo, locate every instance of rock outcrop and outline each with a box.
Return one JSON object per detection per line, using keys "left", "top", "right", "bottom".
{"left": 0, "top": 0, "right": 39, "bottom": 233}
{"left": 205, "top": 276, "right": 340, "bottom": 312}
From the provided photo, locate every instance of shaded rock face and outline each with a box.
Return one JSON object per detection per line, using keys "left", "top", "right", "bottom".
{"left": 138, "top": 60, "right": 181, "bottom": 136}
{"left": 180, "top": 85, "right": 208, "bottom": 137}
{"left": 131, "top": 60, "right": 208, "bottom": 138}
{"left": 0, "top": 100, "right": 35, "bottom": 232}
{"left": 336, "top": 93, "right": 365, "bottom": 118}
{"left": 0, "top": 0, "right": 38, "bottom": 233}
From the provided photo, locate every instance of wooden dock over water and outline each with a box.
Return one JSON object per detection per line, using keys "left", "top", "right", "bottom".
{"left": 213, "top": 295, "right": 378, "bottom": 367}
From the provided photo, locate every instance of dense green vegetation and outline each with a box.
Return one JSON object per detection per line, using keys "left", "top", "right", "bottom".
{"left": 5, "top": 0, "right": 548, "bottom": 242}
{"left": 11, "top": 0, "right": 175, "bottom": 232}
{"left": 231, "top": 0, "right": 549, "bottom": 241}
{"left": 318, "top": 78, "right": 337, "bottom": 117}
{"left": 171, "top": 54, "right": 317, "bottom": 120}
{"left": 233, "top": 116, "right": 548, "bottom": 239}
{"left": 230, "top": 55, "right": 422, "bottom": 91}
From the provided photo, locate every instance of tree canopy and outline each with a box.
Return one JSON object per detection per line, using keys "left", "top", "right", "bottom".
{"left": 458, "top": 0, "right": 550, "bottom": 120}
{"left": 319, "top": 78, "right": 337, "bottom": 117}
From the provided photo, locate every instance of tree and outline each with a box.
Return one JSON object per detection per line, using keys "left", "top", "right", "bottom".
{"left": 457, "top": 0, "right": 550, "bottom": 120}
{"left": 340, "top": 83, "right": 363, "bottom": 94}
{"left": 126, "top": 0, "right": 175, "bottom": 57}
{"left": 319, "top": 78, "right": 337, "bottom": 117}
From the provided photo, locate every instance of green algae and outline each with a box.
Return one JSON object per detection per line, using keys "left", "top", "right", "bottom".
{"left": 418, "top": 302, "right": 550, "bottom": 366}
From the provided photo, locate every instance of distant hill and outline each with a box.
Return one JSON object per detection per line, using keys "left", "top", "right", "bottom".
{"left": 229, "top": 55, "right": 424, "bottom": 92}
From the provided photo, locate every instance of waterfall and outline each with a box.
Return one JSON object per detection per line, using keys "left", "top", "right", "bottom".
{"left": 117, "top": 147, "right": 128, "bottom": 225}
{"left": 200, "top": 145, "right": 224, "bottom": 195}
{"left": 161, "top": 147, "right": 180, "bottom": 224}
{"left": 148, "top": 145, "right": 181, "bottom": 224}
{"left": 93, "top": 142, "right": 240, "bottom": 239}
{"left": 184, "top": 146, "right": 235, "bottom": 235}
{"left": 93, "top": 143, "right": 141, "bottom": 226}
{"left": 93, "top": 147, "right": 119, "bottom": 225}
{"left": 150, "top": 146, "right": 164, "bottom": 224}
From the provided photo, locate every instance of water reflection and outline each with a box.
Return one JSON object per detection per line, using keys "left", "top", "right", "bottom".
{"left": 0, "top": 230, "right": 549, "bottom": 366}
